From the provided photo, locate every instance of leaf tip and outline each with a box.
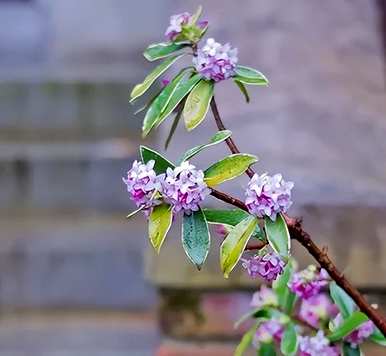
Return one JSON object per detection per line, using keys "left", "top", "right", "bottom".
{"left": 143, "top": 52, "right": 152, "bottom": 62}
{"left": 141, "top": 130, "right": 148, "bottom": 139}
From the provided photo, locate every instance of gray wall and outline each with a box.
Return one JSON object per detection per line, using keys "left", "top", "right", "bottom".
{"left": 0, "top": 0, "right": 385, "bottom": 311}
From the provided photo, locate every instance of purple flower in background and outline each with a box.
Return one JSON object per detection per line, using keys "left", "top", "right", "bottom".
{"left": 161, "top": 78, "right": 170, "bottom": 87}
{"left": 346, "top": 320, "right": 375, "bottom": 347}
{"left": 214, "top": 224, "right": 230, "bottom": 238}
{"left": 253, "top": 320, "right": 284, "bottom": 346}
{"left": 165, "top": 12, "right": 191, "bottom": 41}
{"left": 299, "top": 331, "right": 340, "bottom": 356}
{"left": 299, "top": 293, "right": 338, "bottom": 328}
{"left": 241, "top": 252, "right": 285, "bottom": 282}
{"left": 334, "top": 314, "right": 375, "bottom": 347}
{"left": 289, "top": 265, "right": 329, "bottom": 299}
{"left": 161, "top": 161, "right": 210, "bottom": 214}
{"left": 123, "top": 160, "right": 162, "bottom": 211}
{"left": 250, "top": 285, "right": 278, "bottom": 309}
{"left": 193, "top": 38, "right": 238, "bottom": 81}
{"left": 245, "top": 173, "right": 294, "bottom": 221}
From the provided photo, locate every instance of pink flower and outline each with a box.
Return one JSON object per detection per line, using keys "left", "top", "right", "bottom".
{"left": 214, "top": 224, "right": 230, "bottom": 238}
{"left": 193, "top": 38, "right": 238, "bottom": 81}
{"left": 289, "top": 266, "right": 329, "bottom": 299}
{"left": 123, "top": 160, "right": 162, "bottom": 211}
{"left": 250, "top": 285, "right": 278, "bottom": 309}
{"left": 299, "top": 293, "right": 338, "bottom": 328}
{"left": 161, "top": 161, "right": 210, "bottom": 214}
{"left": 241, "top": 252, "right": 285, "bottom": 282}
{"left": 245, "top": 173, "right": 294, "bottom": 221}
{"left": 253, "top": 320, "right": 284, "bottom": 346}
{"left": 334, "top": 314, "right": 375, "bottom": 347}
{"left": 299, "top": 331, "right": 340, "bottom": 356}
{"left": 165, "top": 12, "right": 191, "bottom": 41}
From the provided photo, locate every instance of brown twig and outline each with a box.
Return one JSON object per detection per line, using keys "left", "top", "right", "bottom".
{"left": 209, "top": 96, "right": 386, "bottom": 335}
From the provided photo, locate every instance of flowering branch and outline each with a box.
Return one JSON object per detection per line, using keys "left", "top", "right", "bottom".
{"left": 127, "top": 6, "right": 386, "bottom": 353}
{"left": 209, "top": 96, "right": 386, "bottom": 335}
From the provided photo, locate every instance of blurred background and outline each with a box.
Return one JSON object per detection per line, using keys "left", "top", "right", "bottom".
{"left": 0, "top": 0, "right": 386, "bottom": 355}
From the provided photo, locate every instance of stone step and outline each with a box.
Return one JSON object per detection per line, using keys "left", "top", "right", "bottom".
{"left": 0, "top": 139, "right": 143, "bottom": 212}
{"left": 0, "top": 214, "right": 155, "bottom": 310}
{"left": 0, "top": 82, "right": 145, "bottom": 140}
{"left": 0, "top": 310, "right": 159, "bottom": 356}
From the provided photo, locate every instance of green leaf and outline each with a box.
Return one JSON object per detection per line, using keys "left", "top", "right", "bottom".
{"left": 130, "top": 55, "right": 183, "bottom": 102}
{"left": 204, "top": 153, "right": 258, "bottom": 187}
{"left": 148, "top": 204, "right": 173, "bottom": 253}
{"left": 164, "top": 103, "right": 184, "bottom": 150}
{"left": 342, "top": 343, "right": 361, "bottom": 356}
{"left": 328, "top": 312, "right": 368, "bottom": 342}
{"left": 234, "top": 80, "right": 250, "bottom": 103}
{"left": 142, "top": 69, "right": 190, "bottom": 137}
{"left": 140, "top": 146, "right": 175, "bottom": 174}
{"left": 234, "top": 65, "right": 269, "bottom": 86}
{"left": 234, "top": 308, "right": 274, "bottom": 329}
{"left": 183, "top": 79, "right": 214, "bottom": 131}
{"left": 179, "top": 130, "right": 232, "bottom": 162}
{"left": 203, "top": 208, "right": 264, "bottom": 239}
{"left": 264, "top": 213, "right": 291, "bottom": 257}
{"left": 329, "top": 282, "right": 355, "bottom": 319}
{"left": 280, "top": 322, "right": 298, "bottom": 355}
{"left": 369, "top": 328, "right": 386, "bottom": 346}
{"left": 220, "top": 215, "right": 258, "bottom": 278}
{"left": 126, "top": 206, "right": 143, "bottom": 219}
{"left": 258, "top": 342, "right": 276, "bottom": 356}
{"left": 273, "top": 262, "right": 297, "bottom": 313}
{"left": 182, "top": 208, "right": 210, "bottom": 269}
{"left": 133, "top": 86, "right": 164, "bottom": 115}
{"left": 235, "top": 326, "right": 256, "bottom": 356}
{"left": 203, "top": 208, "right": 249, "bottom": 227}
{"left": 154, "top": 73, "right": 202, "bottom": 131}
{"left": 143, "top": 42, "right": 187, "bottom": 61}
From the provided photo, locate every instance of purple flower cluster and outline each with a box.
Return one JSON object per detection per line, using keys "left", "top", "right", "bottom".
{"left": 245, "top": 173, "right": 294, "bottom": 221}
{"left": 250, "top": 285, "right": 278, "bottom": 309}
{"left": 241, "top": 251, "right": 285, "bottom": 282}
{"left": 289, "top": 265, "right": 329, "bottom": 299}
{"left": 123, "top": 160, "right": 162, "bottom": 210}
{"left": 165, "top": 12, "right": 191, "bottom": 41}
{"left": 299, "top": 331, "right": 339, "bottom": 356}
{"left": 193, "top": 38, "right": 238, "bottom": 81}
{"left": 345, "top": 320, "right": 375, "bottom": 347}
{"left": 334, "top": 314, "right": 375, "bottom": 347}
{"left": 124, "top": 160, "right": 209, "bottom": 215}
{"left": 299, "top": 293, "right": 338, "bottom": 329}
{"left": 162, "top": 161, "right": 210, "bottom": 214}
{"left": 253, "top": 320, "right": 284, "bottom": 346}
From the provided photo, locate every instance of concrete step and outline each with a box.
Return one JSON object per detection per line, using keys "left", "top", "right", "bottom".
{"left": 0, "top": 310, "right": 159, "bottom": 356}
{"left": 0, "top": 82, "right": 144, "bottom": 140}
{"left": 0, "top": 213, "right": 155, "bottom": 310}
{"left": 0, "top": 138, "right": 144, "bottom": 212}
